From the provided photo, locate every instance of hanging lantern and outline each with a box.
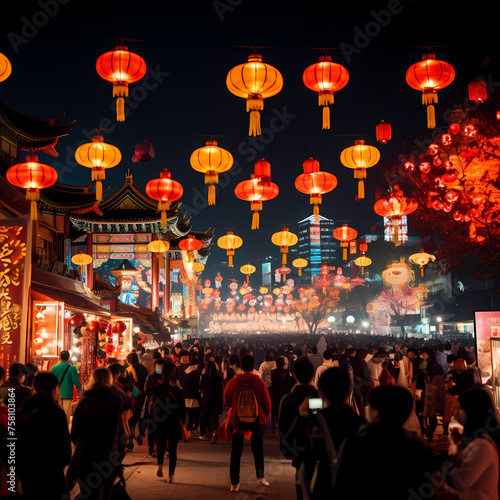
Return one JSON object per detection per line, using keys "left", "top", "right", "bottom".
{"left": 178, "top": 235, "right": 203, "bottom": 263}
{"left": 409, "top": 250, "right": 436, "bottom": 277}
{"left": 359, "top": 242, "right": 368, "bottom": 254}
{"left": 217, "top": 230, "right": 243, "bottom": 267}
{"left": 277, "top": 266, "right": 291, "bottom": 283}
{"left": 148, "top": 240, "right": 170, "bottom": 253}
{"left": 71, "top": 252, "right": 93, "bottom": 274}
{"left": 373, "top": 185, "right": 418, "bottom": 243}
{"left": 271, "top": 227, "right": 298, "bottom": 265}
{"left": 340, "top": 139, "right": 380, "bottom": 199}
{"left": 96, "top": 45, "right": 147, "bottom": 122}
{"left": 292, "top": 258, "right": 308, "bottom": 276}
{"left": 260, "top": 287, "right": 269, "bottom": 294}
{"left": 190, "top": 140, "right": 234, "bottom": 205}
{"left": 132, "top": 141, "right": 155, "bottom": 163}
{"left": 75, "top": 134, "right": 121, "bottom": 201}
{"left": 226, "top": 53, "right": 283, "bottom": 137}
{"left": 215, "top": 274, "right": 223, "bottom": 288}
{"left": 234, "top": 159, "right": 279, "bottom": 229}
{"left": 0, "top": 52, "right": 12, "bottom": 82}
{"left": 302, "top": 55, "right": 349, "bottom": 129}
{"left": 6, "top": 155, "right": 58, "bottom": 220}
{"left": 354, "top": 255, "right": 372, "bottom": 275}
{"left": 333, "top": 224, "right": 358, "bottom": 260}
{"left": 295, "top": 157, "right": 338, "bottom": 215}
{"left": 192, "top": 262, "right": 205, "bottom": 273}
{"left": 240, "top": 263, "right": 256, "bottom": 283}
{"left": 145, "top": 169, "right": 183, "bottom": 228}
{"left": 468, "top": 80, "right": 487, "bottom": 103}
{"left": 376, "top": 120, "right": 392, "bottom": 144}
{"left": 406, "top": 52, "right": 455, "bottom": 128}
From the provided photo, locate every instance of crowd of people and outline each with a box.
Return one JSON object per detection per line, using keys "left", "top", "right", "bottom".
{"left": 0, "top": 332, "right": 498, "bottom": 499}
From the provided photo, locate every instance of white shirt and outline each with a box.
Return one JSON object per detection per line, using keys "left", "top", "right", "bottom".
{"left": 366, "top": 358, "right": 382, "bottom": 387}
{"left": 314, "top": 361, "right": 335, "bottom": 388}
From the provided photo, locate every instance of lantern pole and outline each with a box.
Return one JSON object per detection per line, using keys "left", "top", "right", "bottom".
{"left": 164, "top": 251, "right": 171, "bottom": 317}
{"left": 151, "top": 246, "right": 159, "bottom": 310}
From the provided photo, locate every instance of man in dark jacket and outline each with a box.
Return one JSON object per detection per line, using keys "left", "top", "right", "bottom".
{"left": 17, "top": 372, "right": 71, "bottom": 499}
{"left": 0, "top": 363, "right": 31, "bottom": 411}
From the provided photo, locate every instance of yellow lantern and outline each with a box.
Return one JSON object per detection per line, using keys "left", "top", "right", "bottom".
{"left": 354, "top": 255, "right": 372, "bottom": 275}
{"left": 340, "top": 139, "right": 380, "bottom": 199}
{"left": 0, "top": 52, "right": 12, "bottom": 82}
{"left": 271, "top": 228, "right": 298, "bottom": 265}
{"left": 227, "top": 53, "right": 283, "bottom": 137}
{"left": 190, "top": 140, "right": 234, "bottom": 205}
{"left": 192, "top": 262, "right": 205, "bottom": 273}
{"left": 71, "top": 252, "right": 93, "bottom": 274}
{"left": 75, "top": 134, "right": 121, "bottom": 201}
{"left": 148, "top": 240, "right": 170, "bottom": 253}
{"left": 259, "top": 287, "right": 268, "bottom": 294}
{"left": 217, "top": 231, "right": 243, "bottom": 267}
{"left": 240, "top": 263, "right": 256, "bottom": 283}
{"left": 292, "top": 258, "right": 308, "bottom": 276}
{"left": 409, "top": 250, "right": 436, "bottom": 277}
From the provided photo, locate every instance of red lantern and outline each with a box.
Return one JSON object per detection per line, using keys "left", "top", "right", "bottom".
{"left": 6, "top": 155, "right": 58, "bottom": 220}
{"left": 468, "top": 80, "right": 487, "bottom": 103}
{"left": 359, "top": 242, "right": 368, "bottom": 254}
{"left": 69, "top": 313, "right": 85, "bottom": 327}
{"left": 86, "top": 320, "right": 100, "bottom": 333}
{"left": 277, "top": 266, "right": 291, "bottom": 283}
{"left": 303, "top": 55, "right": 349, "bottom": 129}
{"left": 333, "top": 224, "right": 358, "bottom": 260}
{"left": 179, "top": 235, "right": 203, "bottom": 263}
{"left": 320, "top": 264, "right": 329, "bottom": 276}
{"left": 406, "top": 52, "right": 455, "bottom": 128}
{"left": 145, "top": 169, "right": 183, "bottom": 228}
{"left": 234, "top": 159, "right": 279, "bottom": 229}
{"left": 138, "top": 332, "right": 147, "bottom": 345}
{"left": 376, "top": 120, "right": 392, "bottom": 144}
{"left": 295, "top": 157, "right": 338, "bottom": 215}
{"left": 96, "top": 46, "right": 147, "bottom": 122}
{"left": 112, "top": 320, "right": 127, "bottom": 335}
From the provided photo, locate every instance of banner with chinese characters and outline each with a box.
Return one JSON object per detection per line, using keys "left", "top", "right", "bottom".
{"left": 0, "top": 215, "right": 32, "bottom": 367}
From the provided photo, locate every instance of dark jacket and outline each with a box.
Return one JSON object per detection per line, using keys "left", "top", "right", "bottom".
{"left": 152, "top": 380, "right": 186, "bottom": 435}
{"left": 0, "top": 378, "right": 32, "bottom": 410}
{"left": 270, "top": 366, "right": 289, "bottom": 401}
{"left": 447, "top": 369, "right": 475, "bottom": 396}
{"left": 200, "top": 364, "right": 224, "bottom": 411}
{"left": 182, "top": 366, "right": 201, "bottom": 401}
{"left": 278, "top": 383, "right": 319, "bottom": 436}
{"left": 17, "top": 392, "right": 71, "bottom": 498}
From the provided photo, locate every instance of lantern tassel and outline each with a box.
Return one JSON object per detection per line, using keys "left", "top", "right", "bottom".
{"left": 249, "top": 110, "right": 261, "bottom": 137}
{"left": 426, "top": 104, "right": 436, "bottom": 129}
{"left": 299, "top": 268, "right": 302, "bottom": 276}
{"left": 161, "top": 211, "right": 166, "bottom": 228}
{"left": 228, "top": 255, "right": 233, "bottom": 268}
{"left": 95, "top": 180, "right": 103, "bottom": 201}
{"left": 358, "top": 180, "right": 365, "bottom": 199}
{"left": 251, "top": 211, "right": 260, "bottom": 230}
{"left": 30, "top": 200, "right": 38, "bottom": 221}
{"left": 421, "top": 267, "right": 425, "bottom": 277}
{"left": 208, "top": 185, "right": 216, "bottom": 206}
{"left": 361, "top": 267, "right": 365, "bottom": 276}
{"left": 282, "top": 253, "right": 287, "bottom": 265}
{"left": 343, "top": 248, "right": 347, "bottom": 260}
{"left": 393, "top": 224, "right": 399, "bottom": 244}
{"left": 322, "top": 106, "right": 330, "bottom": 130}
{"left": 116, "top": 97, "right": 125, "bottom": 122}
{"left": 313, "top": 205, "right": 319, "bottom": 216}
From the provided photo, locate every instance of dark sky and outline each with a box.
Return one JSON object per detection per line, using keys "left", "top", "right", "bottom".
{"left": 1, "top": 0, "right": 498, "bottom": 271}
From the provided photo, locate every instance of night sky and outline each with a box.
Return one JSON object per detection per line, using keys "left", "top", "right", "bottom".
{"left": 1, "top": 0, "right": 498, "bottom": 274}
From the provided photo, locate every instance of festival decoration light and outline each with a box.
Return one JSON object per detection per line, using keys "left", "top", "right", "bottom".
{"left": 0, "top": 52, "right": 12, "bottom": 82}
{"left": 302, "top": 55, "right": 348, "bottom": 129}
{"left": 468, "top": 80, "right": 487, "bottom": 103}
{"left": 333, "top": 224, "right": 358, "bottom": 260}
{"left": 75, "top": 134, "right": 121, "bottom": 201}
{"left": 271, "top": 227, "right": 298, "bottom": 265}
{"left": 178, "top": 235, "right": 202, "bottom": 263}
{"left": 217, "top": 230, "right": 243, "bottom": 267}
{"left": 145, "top": 168, "right": 183, "bottom": 227}
{"left": 190, "top": 140, "right": 234, "bottom": 205}
{"left": 96, "top": 45, "right": 147, "bottom": 121}
{"left": 226, "top": 52, "right": 283, "bottom": 136}
{"left": 71, "top": 252, "right": 93, "bottom": 275}
{"left": 406, "top": 52, "right": 455, "bottom": 128}
{"left": 292, "top": 258, "right": 308, "bottom": 276}
{"left": 240, "top": 263, "right": 256, "bottom": 283}
{"left": 6, "top": 155, "right": 58, "bottom": 220}
{"left": 376, "top": 120, "right": 392, "bottom": 144}
{"left": 409, "top": 250, "right": 436, "bottom": 277}
{"left": 148, "top": 240, "right": 170, "bottom": 253}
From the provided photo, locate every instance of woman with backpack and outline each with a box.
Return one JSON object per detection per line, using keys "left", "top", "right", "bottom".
{"left": 152, "top": 362, "right": 185, "bottom": 482}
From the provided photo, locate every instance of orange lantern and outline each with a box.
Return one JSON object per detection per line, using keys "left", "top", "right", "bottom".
{"left": 240, "top": 263, "right": 256, "bottom": 283}
{"left": 409, "top": 250, "right": 436, "bottom": 277}
{"left": 0, "top": 52, "right": 12, "bottom": 82}
{"left": 295, "top": 157, "right": 338, "bottom": 215}
{"left": 376, "top": 120, "right": 392, "bottom": 144}
{"left": 6, "top": 155, "right": 58, "bottom": 220}
{"left": 192, "top": 262, "right": 205, "bottom": 273}
{"left": 333, "top": 224, "right": 358, "bottom": 260}
{"left": 234, "top": 159, "right": 279, "bottom": 229}
{"left": 373, "top": 186, "right": 418, "bottom": 243}
{"left": 179, "top": 235, "right": 203, "bottom": 263}
{"left": 468, "top": 80, "right": 487, "bottom": 103}
{"left": 96, "top": 45, "right": 147, "bottom": 122}
{"left": 406, "top": 52, "right": 455, "bottom": 128}
{"left": 75, "top": 134, "right": 121, "bottom": 201}
{"left": 271, "top": 227, "right": 298, "bottom": 265}
{"left": 190, "top": 140, "right": 234, "bottom": 205}
{"left": 145, "top": 169, "right": 183, "bottom": 228}
{"left": 217, "top": 231, "right": 243, "bottom": 267}
{"left": 226, "top": 53, "right": 283, "bottom": 137}
{"left": 292, "top": 258, "right": 308, "bottom": 276}
{"left": 71, "top": 252, "right": 93, "bottom": 275}
{"left": 302, "top": 55, "right": 349, "bottom": 129}
{"left": 148, "top": 240, "right": 170, "bottom": 254}
{"left": 354, "top": 255, "right": 372, "bottom": 275}
{"left": 340, "top": 140, "right": 380, "bottom": 199}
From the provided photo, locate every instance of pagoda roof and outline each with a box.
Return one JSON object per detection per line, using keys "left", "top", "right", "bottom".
{"left": 91, "top": 273, "right": 121, "bottom": 298}
{"left": 113, "top": 259, "right": 137, "bottom": 271}
{"left": 0, "top": 100, "right": 75, "bottom": 153}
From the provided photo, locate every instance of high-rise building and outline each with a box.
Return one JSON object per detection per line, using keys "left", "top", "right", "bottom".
{"left": 297, "top": 215, "right": 338, "bottom": 276}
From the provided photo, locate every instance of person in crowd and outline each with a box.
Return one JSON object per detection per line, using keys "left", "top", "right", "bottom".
{"left": 126, "top": 351, "right": 150, "bottom": 450}
{"left": 442, "top": 388, "right": 500, "bottom": 499}
{"left": 308, "top": 346, "right": 323, "bottom": 373}
{"left": 466, "top": 353, "right": 482, "bottom": 384}
{"left": 224, "top": 354, "right": 241, "bottom": 384}
{"left": 170, "top": 342, "right": 183, "bottom": 364}
{"left": 445, "top": 354, "right": 455, "bottom": 374}
{"left": 0, "top": 363, "right": 31, "bottom": 411}
{"left": 442, "top": 355, "right": 475, "bottom": 438}
{"left": 24, "top": 362, "right": 39, "bottom": 389}
{"left": 182, "top": 357, "right": 201, "bottom": 439}
{"left": 366, "top": 349, "right": 385, "bottom": 389}
{"left": 421, "top": 347, "right": 446, "bottom": 442}
{"left": 67, "top": 367, "right": 122, "bottom": 500}
{"left": 332, "top": 386, "right": 435, "bottom": 499}
{"left": 259, "top": 349, "right": 276, "bottom": 388}
{"left": 176, "top": 349, "right": 191, "bottom": 386}
{"left": 199, "top": 359, "right": 224, "bottom": 442}
{"left": 152, "top": 362, "right": 186, "bottom": 482}
{"left": 408, "top": 348, "right": 427, "bottom": 436}
{"left": 140, "top": 350, "right": 155, "bottom": 374}
{"left": 143, "top": 357, "right": 166, "bottom": 456}
{"left": 224, "top": 354, "right": 272, "bottom": 492}
{"left": 313, "top": 350, "right": 335, "bottom": 389}
{"left": 51, "top": 350, "right": 82, "bottom": 422}
{"left": 436, "top": 343, "right": 448, "bottom": 371}
{"left": 17, "top": 372, "right": 71, "bottom": 499}
{"left": 270, "top": 357, "right": 288, "bottom": 435}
